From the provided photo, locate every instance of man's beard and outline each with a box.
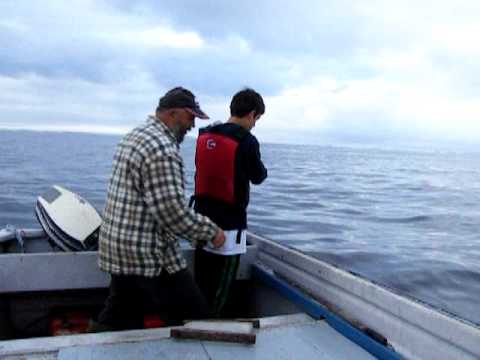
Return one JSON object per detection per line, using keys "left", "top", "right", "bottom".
{"left": 171, "top": 123, "right": 188, "bottom": 143}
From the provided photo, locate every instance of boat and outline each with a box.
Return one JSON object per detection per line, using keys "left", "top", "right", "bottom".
{"left": 1, "top": 228, "right": 480, "bottom": 359}
{"left": 1, "top": 186, "right": 479, "bottom": 359}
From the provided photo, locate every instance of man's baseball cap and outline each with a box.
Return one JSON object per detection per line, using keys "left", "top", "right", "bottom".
{"left": 158, "top": 87, "right": 209, "bottom": 119}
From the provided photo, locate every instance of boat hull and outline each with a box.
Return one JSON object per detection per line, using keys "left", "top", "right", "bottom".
{"left": 1, "top": 230, "right": 479, "bottom": 359}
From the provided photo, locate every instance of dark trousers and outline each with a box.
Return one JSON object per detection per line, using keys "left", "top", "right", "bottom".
{"left": 97, "top": 269, "right": 210, "bottom": 330}
{"left": 195, "top": 249, "right": 240, "bottom": 317}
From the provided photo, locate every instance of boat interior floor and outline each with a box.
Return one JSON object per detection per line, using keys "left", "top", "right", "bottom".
{"left": 1, "top": 313, "right": 376, "bottom": 360}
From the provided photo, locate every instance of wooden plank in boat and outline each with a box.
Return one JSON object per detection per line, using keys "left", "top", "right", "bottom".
{"left": 171, "top": 328, "right": 256, "bottom": 344}
{"left": 183, "top": 320, "right": 254, "bottom": 333}
{"left": 173, "top": 320, "right": 256, "bottom": 344}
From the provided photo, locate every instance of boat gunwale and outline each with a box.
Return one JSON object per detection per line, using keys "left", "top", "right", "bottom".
{"left": 248, "top": 232, "right": 480, "bottom": 359}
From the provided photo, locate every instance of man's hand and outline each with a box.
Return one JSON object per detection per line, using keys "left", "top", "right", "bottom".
{"left": 211, "top": 229, "right": 225, "bottom": 248}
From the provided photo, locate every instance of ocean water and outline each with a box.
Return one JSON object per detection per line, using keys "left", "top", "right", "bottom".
{"left": 1, "top": 130, "right": 480, "bottom": 325}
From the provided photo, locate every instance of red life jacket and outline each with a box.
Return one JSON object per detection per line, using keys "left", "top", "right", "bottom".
{"left": 195, "top": 131, "right": 240, "bottom": 204}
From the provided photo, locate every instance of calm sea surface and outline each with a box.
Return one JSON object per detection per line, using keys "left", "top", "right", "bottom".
{"left": 1, "top": 130, "right": 480, "bottom": 325}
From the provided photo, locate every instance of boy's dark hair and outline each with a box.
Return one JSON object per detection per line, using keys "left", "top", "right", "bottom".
{"left": 230, "top": 88, "right": 265, "bottom": 118}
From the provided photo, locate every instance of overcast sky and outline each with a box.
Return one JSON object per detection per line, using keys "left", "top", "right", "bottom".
{"left": 1, "top": 0, "right": 480, "bottom": 147}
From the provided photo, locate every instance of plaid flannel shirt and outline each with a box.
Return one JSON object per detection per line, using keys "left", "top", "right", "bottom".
{"left": 98, "top": 116, "right": 218, "bottom": 277}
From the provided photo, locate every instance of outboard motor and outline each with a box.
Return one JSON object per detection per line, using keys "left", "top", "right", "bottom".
{"left": 35, "top": 185, "right": 102, "bottom": 251}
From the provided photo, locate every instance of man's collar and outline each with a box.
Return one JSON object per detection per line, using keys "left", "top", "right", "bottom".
{"left": 148, "top": 115, "right": 178, "bottom": 145}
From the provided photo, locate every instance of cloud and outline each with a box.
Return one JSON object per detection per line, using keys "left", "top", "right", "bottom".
{"left": 108, "top": 27, "right": 205, "bottom": 49}
{"left": 255, "top": 70, "right": 480, "bottom": 144}
{"left": 1, "top": 0, "right": 480, "bottom": 146}
{"left": 109, "top": 0, "right": 367, "bottom": 56}
{"left": 0, "top": 72, "right": 158, "bottom": 126}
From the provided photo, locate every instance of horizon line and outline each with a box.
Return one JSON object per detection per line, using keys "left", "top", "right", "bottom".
{"left": 0, "top": 123, "right": 132, "bottom": 135}
{"left": 1, "top": 124, "right": 478, "bottom": 152}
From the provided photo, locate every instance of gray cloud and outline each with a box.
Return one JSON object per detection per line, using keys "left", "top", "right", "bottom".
{"left": 0, "top": 0, "right": 381, "bottom": 95}
{"left": 0, "top": 1, "right": 311, "bottom": 96}
{"left": 142, "top": 48, "right": 292, "bottom": 96}
{"left": 0, "top": 2, "right": 116, "bottom": 82}
{"left": 109, "top": 0, "right": 367, "bottom": 56}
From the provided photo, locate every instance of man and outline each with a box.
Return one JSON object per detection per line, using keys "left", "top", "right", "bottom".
{"left": 95, "top": 87, "right": 225, "bottom": 330}
{"left": 193, "top": 88, "right": 268, "bottom": 316}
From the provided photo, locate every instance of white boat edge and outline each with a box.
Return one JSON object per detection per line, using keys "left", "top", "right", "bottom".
{"left": 247, "top": 232, "right": 480, "bottom": 360}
